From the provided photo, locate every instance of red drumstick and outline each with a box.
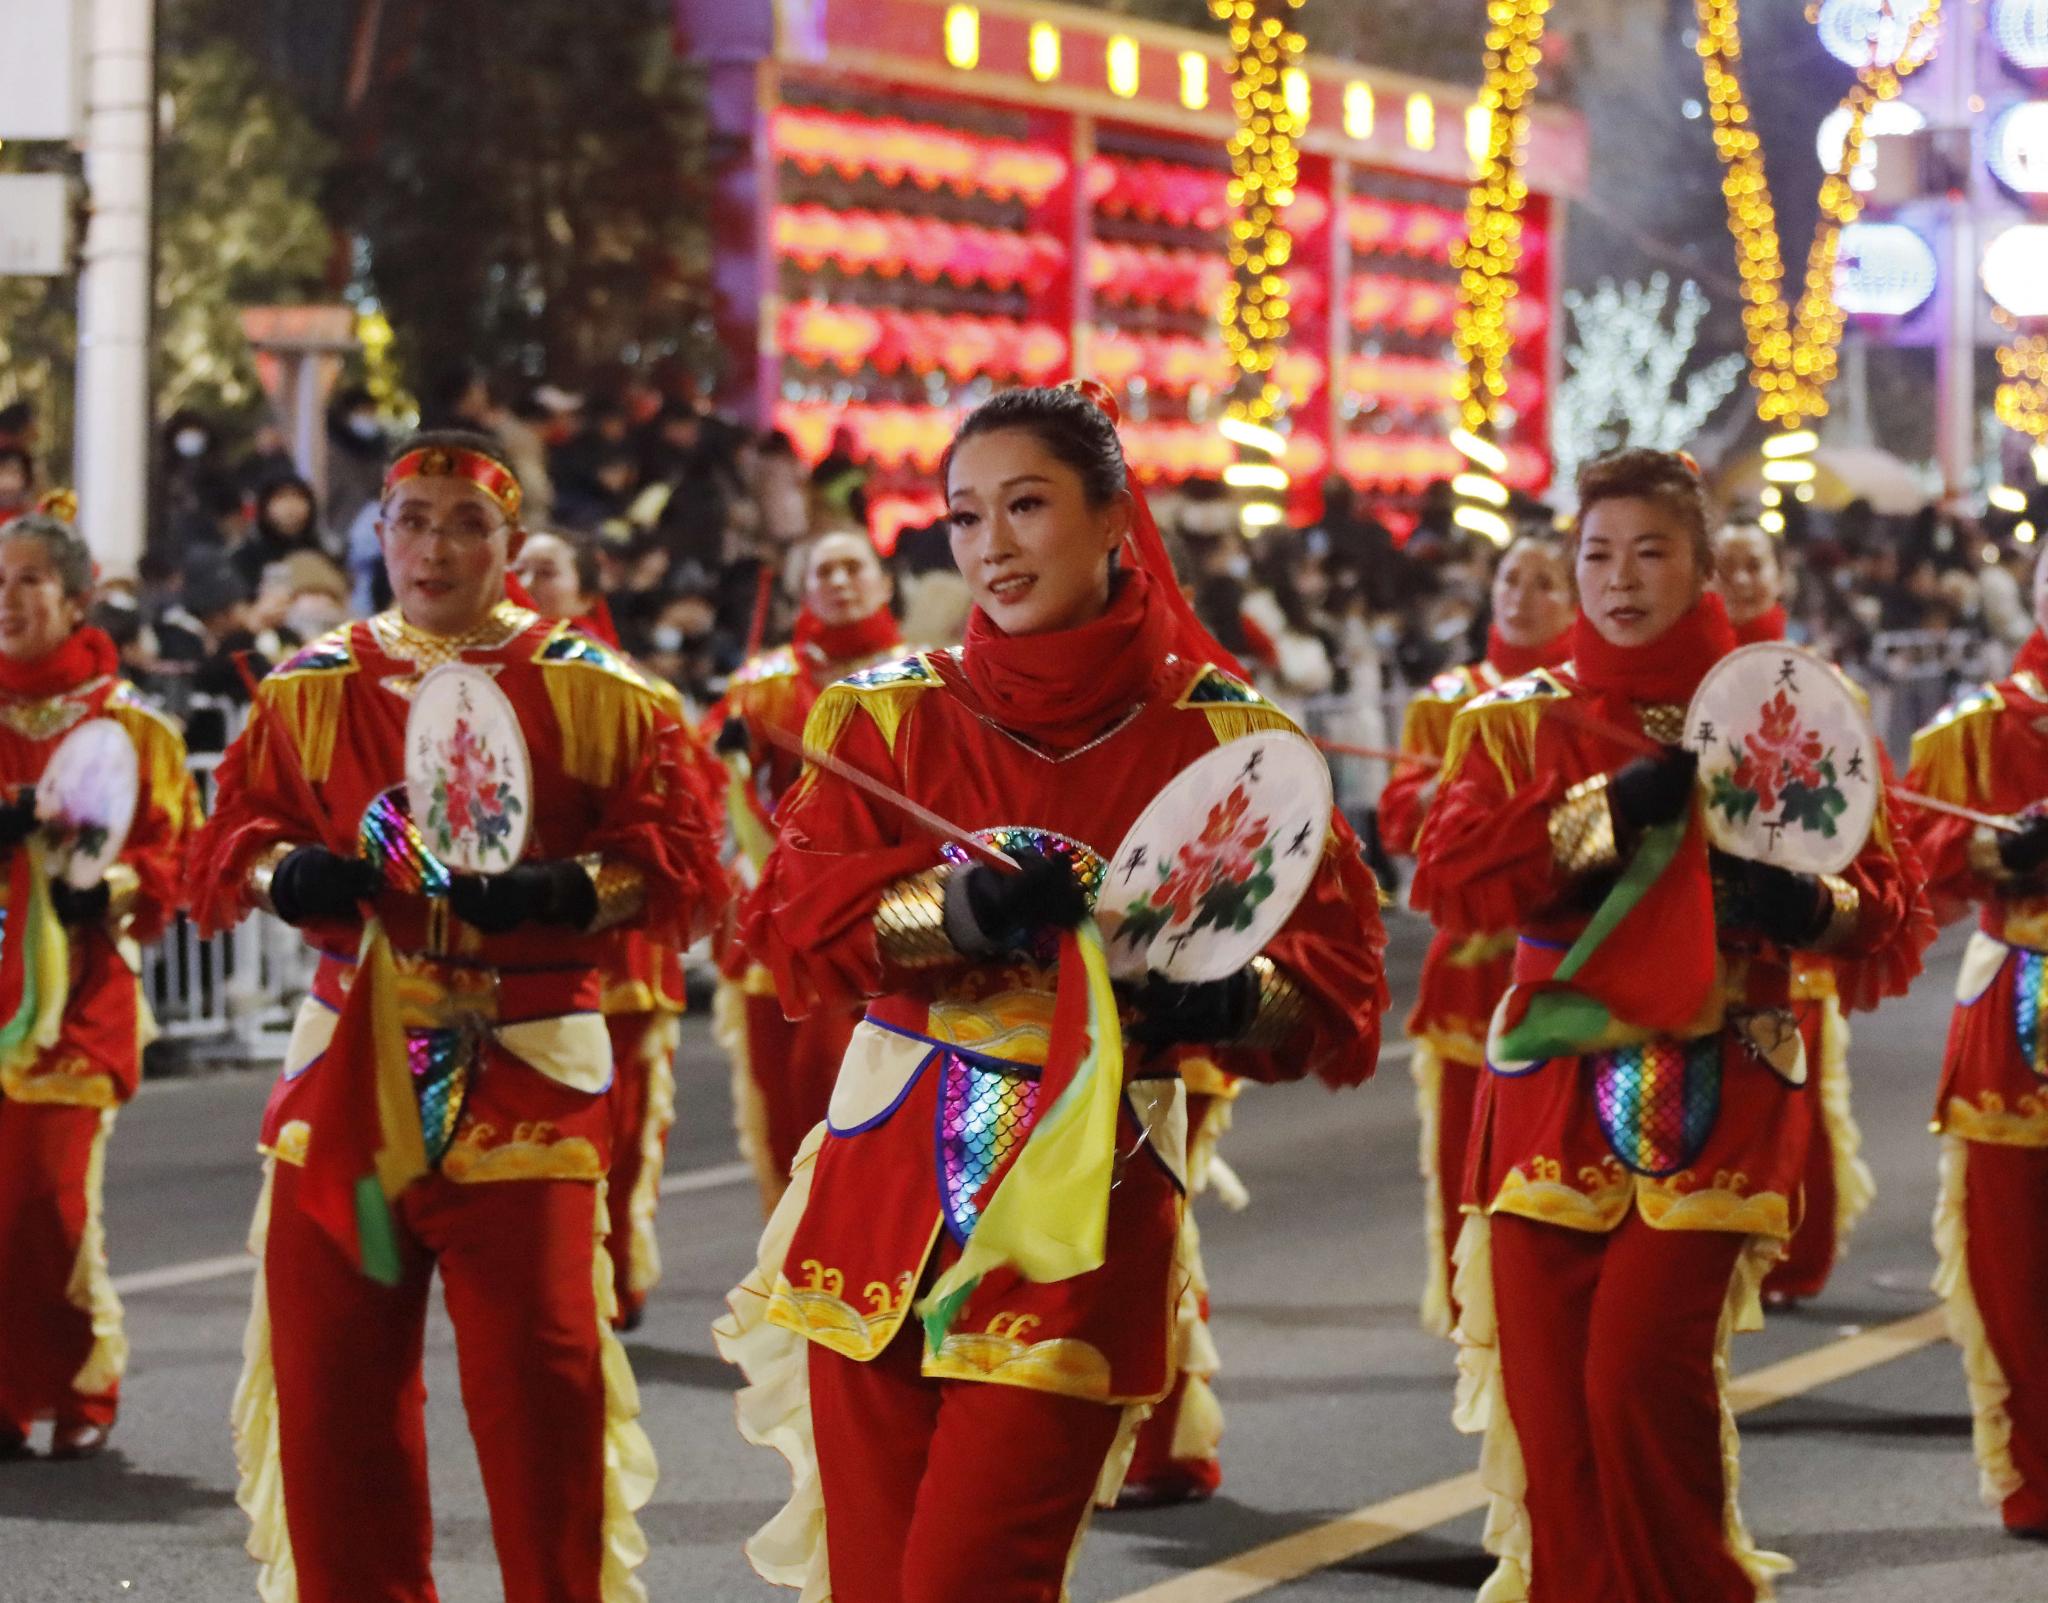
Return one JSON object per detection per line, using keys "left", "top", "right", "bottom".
{"left": 1891, "top": 789, "right": 2023, "bottom": 835}
{"left": 760, "top": 724, "right": 1019, "bottom": 871}
{"left": 1315, "top": 738, "right": 1440, "bottom": 769}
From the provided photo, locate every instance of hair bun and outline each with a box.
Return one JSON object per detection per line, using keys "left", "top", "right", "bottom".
{"left": 35, "top": 488, "right": 78, "bottom": 524}
{"left": 1061, "top": 378, "right": 1122, "bottom": 427}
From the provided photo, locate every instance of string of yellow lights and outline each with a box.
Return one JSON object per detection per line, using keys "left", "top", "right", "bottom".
{"left": 1693, "top": 0, "right": 1940, "bottom": 431}
{"left": 1211, "top": 0, "right": 1306, "bottom": 431}
{"left": 1452, "top": 0, "right": 1549, "bottom": 440}
{"left": 1997, "top": 332, "right": 2048, "bottom": 443}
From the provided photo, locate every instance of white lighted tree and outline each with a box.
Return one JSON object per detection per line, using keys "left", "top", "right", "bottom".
{"left": 1551, "top": 273, "right": 1746, "bottom": 494}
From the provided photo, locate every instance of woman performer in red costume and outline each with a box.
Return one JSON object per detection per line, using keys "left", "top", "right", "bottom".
{"left": 717, "top": 385, "right": 1387, "bottom": 1603}
{"left": 1713, "top": 522, "right": 1876, "bottom": 1307}
{"left": 514, "top": 528, "right": 709, "bottom": 1329}
{"left": 1414, "top": 449, "right": 1926, "bottom": 1602}
{"left": 707, "top": 531, "right": 904, "bottom": 1212}
{"left": 1902, "top": 550, "right": 2048, "bottom": 1541}
{"left": 1382, "top": 530, "right": 1574, "bottom": 1334}
{"left": 0, "top": 512, "right": 198, "bottom": 1460}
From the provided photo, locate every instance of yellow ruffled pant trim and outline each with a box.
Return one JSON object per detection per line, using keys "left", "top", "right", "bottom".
{"left": 1714, "top": 1236, "right": 1794, "bottom": 1599}
{"left": 1414, "top": 1040, "right": 1453, "bottom": 1339}
{"left": 591, "top": 1181, "right": 659, "bottom": 1603}
{"left": 65, "top": 1106, "right": 127, "bottom": 1399}
{"left": 623, "top": 1015, "right": 680, "bottom": 1300}
{"left": 1813, "top": 995, "right": 1876, "bottom": 1247}
{"left": 1931, "top": 1136, "right": 2025, "bottom": 1507}
{"left": 232, "top": 1164, "right": 298, "bottom": 1603}
{"left": 713, "top": 1123, "right": 832, "bottom": 1600}
{"left": 1451, "top": 1213, "right": 1790, "bottom": 1601}
{"left": 713, "top": 974, "right": 783, "bottom": 1213}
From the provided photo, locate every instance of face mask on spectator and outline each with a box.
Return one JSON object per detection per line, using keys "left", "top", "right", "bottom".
{"left": 348, "top": 414, "right": 381, "bottom": 442}
{"left": 174, "top": 430, "right": 208, "bottom": 459}
{"left": 649, "top": 625, "right": 685, "bottom": 653}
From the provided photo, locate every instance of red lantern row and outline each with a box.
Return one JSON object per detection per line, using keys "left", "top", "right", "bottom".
{"left": 1090, "top": 241, "right": 1327, "bottom": 317}
{"left": 1349, "top": 273, "right": 1548, "bottom": 340}
{"left": 1334, "top": 434, "right": 1548, "bottom": 492}
{"left": 776, "top": 206, "right": 1069, "bottom": 292}
{"left": 1088, "top": 329, "right": 1325, "bottom": 403}
{"left": 779, "top": 302, "right": 1071, "bottom": 383}
{"left": 773, "top": 107, "right": 1070, "bottom": 206}
{"left": 1088, "top": 157, "right": 1332, "bottom": 236}
{"left": 1347, "top": 198, "right": 1466, "bottom": 262}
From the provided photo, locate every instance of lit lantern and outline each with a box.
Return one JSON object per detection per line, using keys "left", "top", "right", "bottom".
{"left": 1178, "top": 49, "right": 1207, "bottom": 110}
{"left": 1406, "top": 93, "right": 1435, "bottom": 150}
{"left": 1993, "top": 0, "right": 2048, "bottom": 69}
{"left": 1109, "top": 35, "right": 1141, "bottom": 99}
{"left": 1988, "top": 101, "right": 2048, "bottom": 195}
{"left": 1985, "top": 225, "right": 2048, "bottom": 317}
{"left": 1833, "top": 221, "right": 1938, "bottom": 315}
{"left": 943, "top": 4, "right": 979, "bottom": 71}
{"left": 1814, "top": 0, "right": 1940, "bottom": 70}
{"left": 1345, "top": 81, "right": 1374, "bottom": 140}
{"left": 1029, "top": 22, "right": 1060, "bottom": 83}
{"left": 1815, "top": 99, "right": 1926, "bottom": 192}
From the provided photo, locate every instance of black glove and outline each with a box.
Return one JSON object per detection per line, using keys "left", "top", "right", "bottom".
{"left": 956, "top": 848, "right": 1090, "bottom": 952}
{"left": 1123, "top": 968, "right": 1258, "bottom": 1050}
{"left": 448, "top": 861, "right": 597, "bottom": 934}
{"left": 714, "top": 717, "right": 751, "bottom": 758}
{"left": 1715, "top": 853, "right": 1829, "bottom": 946}
{"left": 1998, "top": 814, "right": 2048, "bottom": 878}
{"left": 1608, "top": 747, "right": 1699, "bottom": 832}
{"left": 49, "top": 879, "right": 110, "bottom": 927}
{"left": 269, "top": 846, "right": 383, "bottom": 926}
{"left": 0, "top": 788, "right": 37, "bottom": 852}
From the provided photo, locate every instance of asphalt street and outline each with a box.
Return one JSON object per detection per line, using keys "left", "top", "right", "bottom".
{"left": 1, "top": 915, "right": 2041, "bottom": 1601}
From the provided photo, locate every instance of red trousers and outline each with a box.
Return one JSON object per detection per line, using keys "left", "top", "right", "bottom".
{"left": 0, "top": 1098, "right": 118, "bottom": 1433}
{"left": 1959, "top": 1141, "right": 2048, "bottom": 1532}
{"left": 1430, "top": 1054, "right": 1482, "bottom": 1331}
{"left": 263, "top": 1164, "right": 612, "bottom": 1603}
{"left": 1763, "top": 1108, "right": 1839, "bottom": 1301}
{"left": 747, "top": 990, "right": 858, "bottom": 1185}
{"left": 809, "top": 1323, "right": 1123, "bottom": 1603}
{"left": 605, "top": 1010, "right": 679, "bottom": 1325}
{"left": 1492, "top": 1213, "right": 1759, "bottom": 1603}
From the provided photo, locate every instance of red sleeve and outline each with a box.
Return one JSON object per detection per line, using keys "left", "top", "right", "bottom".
{"left": 586, "top": 710, "right": 729, "bottom": 947}
{"left": 1410, "top": 726, "right": 1578, "bottom": 937}
{"left": 1379, "top": 685, "right": 1463, "bottom": 857}
{"left": 186, "top": 688, "right": 327, "bottom": 936}
{"left": 1824, "top": 798, "right": 1936, "bottom": 1011}
{"left": 740, "top": 704, "right": 942, "bottom": 1016}
{"left": 1241, "top": 824, "right": 1388, "bottom": 1087}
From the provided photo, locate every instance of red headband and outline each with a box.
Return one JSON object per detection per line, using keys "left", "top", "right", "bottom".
{"left": 384, "top": 445, "right": 523, "bottom": 520}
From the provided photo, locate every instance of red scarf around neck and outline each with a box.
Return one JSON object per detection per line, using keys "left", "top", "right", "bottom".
{"left": 1486, "top": 621, "right": 1574, "bottom": 680}
{"left": 0, "top": 626, "right": 118, "bottom": 699}
{"left": 958, "top": 567, "right": 1173, "bottom": 747}
{"left": 2014, "top": 630, "right": 2048, "bottom": 683}
{"left": 1730, "top": 602, "right": 1788, "bottom": 646}
{"left": 794, "top": 604, "right": 901, "bottom": 673}
{"left": 1570, "top": 591, "right": 1737, "bottom": 705}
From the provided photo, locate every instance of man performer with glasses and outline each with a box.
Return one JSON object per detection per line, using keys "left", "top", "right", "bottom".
{"left": 190, "top": 431, "right": 727, "bottom": 1603}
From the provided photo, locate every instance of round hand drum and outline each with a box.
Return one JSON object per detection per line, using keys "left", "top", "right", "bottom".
{"left": 405, "top": 664, "right": 533, "bottom": 874}
{"left": 36, "top": 718, "right": 139, "bottom": 889}
{"left": 1096, "top": 730, "right": 1333, "bottom": 982}
{"left": 1684, "top": 642, "right": 1879, "bottom": 876}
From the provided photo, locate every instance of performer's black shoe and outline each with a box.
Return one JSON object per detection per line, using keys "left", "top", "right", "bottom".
{"left": 0, "top": 1424, "right": 31, "bottom": 1461}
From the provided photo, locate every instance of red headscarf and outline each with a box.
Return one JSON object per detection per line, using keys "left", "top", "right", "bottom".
{"left": 0, "top": 626, "right": 119, "bottom": 699}
{"left": 1570, "top": 591, "right": 1738, "bottom": 705}
{"left": 1730, "top": 603, "right": 1788, "bottom": 646}
{"left": 794, "top": 605, "right": 902, "bottom": 672}
{"left": 1486, "top": 621, "right": 1573, "bottom": 679}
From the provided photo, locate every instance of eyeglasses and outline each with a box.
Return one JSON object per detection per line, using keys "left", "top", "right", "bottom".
{"left": 386, "top": 507, "right": 508, "bottom": 543}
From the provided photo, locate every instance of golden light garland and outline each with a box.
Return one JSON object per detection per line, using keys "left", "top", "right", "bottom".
{"left": 1212, "top": 0, "right": 1306, "bottom": 427}
{"left": 1997, "top": 332, "right": 2048, "bottom": 443}
{"left": 1451, "top": 0, "right": 1550, "bottom": 437}
{"left": 1694, "top": 0, "right": 1940, "bottom": 430}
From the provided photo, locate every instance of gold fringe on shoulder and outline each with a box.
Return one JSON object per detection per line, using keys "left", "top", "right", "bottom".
{"left": 1908, "top": 692, "right": 2000, "bottom": 805}
{"left": 108, "top": 694, "right": 201, "bottom": 837}
{"left": 1198, "top": 702, "right": 1299, "bottom": 745}
{"left": 545, "top": 660, "right": 664, "bottom": 790}
{"left": 255, "top": 672, "right": 349, "bottom": 788}
{"left": 787, "top": 669, "right": 935, "bottom": 805}
{"left": 1441, "top": 697, "right": 1545, "bottom": 801}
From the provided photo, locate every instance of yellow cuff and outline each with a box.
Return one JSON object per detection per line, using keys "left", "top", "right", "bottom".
{"left": 874, "top": 867, "right": 957, "bottom": 969}
{"left": 576, "top": 853, "right": 646, "bottom": 933}
{"left": 1549, "top": 775, "right": 1620, "bottom": 875}
{"left": 247, "top": 842, "right": 296, "bottom": 918}
{"left": 1808, "top": 873, "right": 1862, "bottom": 952}
{"left": 1238, "top": 954, "right": 1311, "bottom": 1052}
{"left": 103, "top": 862, "right": 140, "bottom": 926}
{"left": 1968, "top": 825, "right": 2020, "bottom": 884}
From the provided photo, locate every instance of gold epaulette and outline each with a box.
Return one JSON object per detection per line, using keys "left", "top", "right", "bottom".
{"left": 728, "top": 647, "right": 801, "bottom": 690}
{"left": 788, "top": 654, "right": 942, "bottom": 800}
{"left": 253, "top": 625, "right": 359, "bottom": 784}
{"left": 535, "top": 622, "right": 672, "bottom": 788}
{"left": 1174, "top": 662, "right": 1300, "bottom": 744}
{"left": 1440, "top": 669, "right": 1569, "bottom": 799}
{"left": 1908, "top": 682, "right": 2002, "bottom": 807}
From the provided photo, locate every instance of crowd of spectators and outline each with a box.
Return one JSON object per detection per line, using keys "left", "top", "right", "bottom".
{"left": 0, "top": 384, "right": 2033, "bottom": 774}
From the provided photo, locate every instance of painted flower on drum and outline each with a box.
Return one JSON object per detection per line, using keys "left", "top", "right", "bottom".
{"left": 1709, "top": 691, "right": 1849, "bottom": 839}
{"left": 1116, "top": 783, "right": 1279, "bottom": 953}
